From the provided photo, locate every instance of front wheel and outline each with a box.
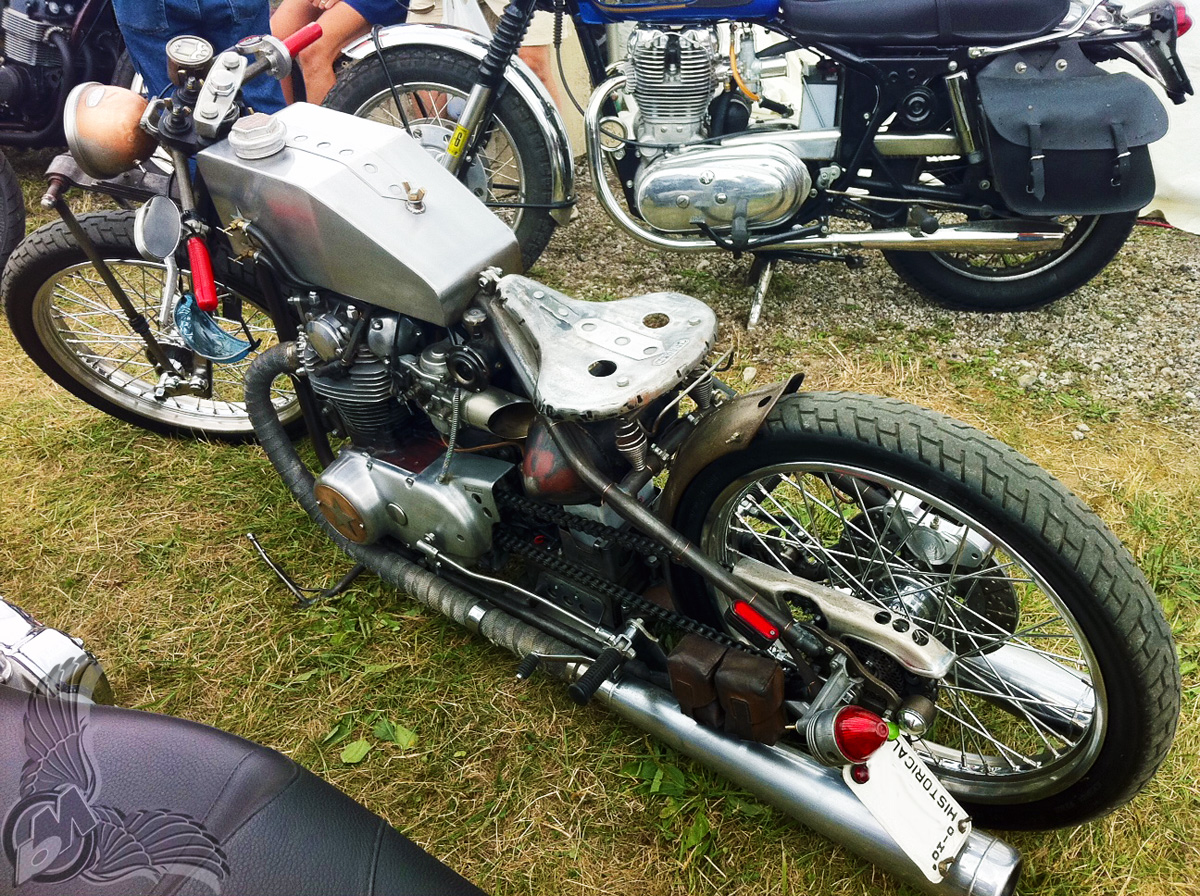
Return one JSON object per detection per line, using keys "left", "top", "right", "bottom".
{"left": 883, "top": 209, "right": 1137, "bottom": 312}
{"left": 671, "top": 391, "right": 1179, "bottom": 829}
{"left": 2, "top": 210, "right": 301, "bottom": 441}
{"left": 323, "top": 46, "right": 559, "bottom": 271}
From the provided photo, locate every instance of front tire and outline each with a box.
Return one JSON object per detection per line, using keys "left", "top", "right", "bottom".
{"left": 0, "top": 150, "right": 26, "bottom": 274}
{"left": 672, "top": 391, "right": 1179, "bottom": 828}
{"left": 2, "top": 210, "right": 300, "bottom": 441}
{"left": 323, "top": 46, "right": 559, "bottom": 270}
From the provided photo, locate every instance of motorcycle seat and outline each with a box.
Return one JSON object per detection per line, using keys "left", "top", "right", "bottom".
{"left": 779, "top": 0, "right": 1072, "bottom": 45}
{"left": 0, "top": 684, "right": 486, "bottom": 896}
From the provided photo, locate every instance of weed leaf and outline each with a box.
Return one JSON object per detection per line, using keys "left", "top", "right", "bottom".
{"left": 341, "top": 739, "right": 373, "bottom": 764}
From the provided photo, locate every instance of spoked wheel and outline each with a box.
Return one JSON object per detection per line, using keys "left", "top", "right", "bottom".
{"left": 2, "top": 210, "right": 300, "bottom": 441}
{"left": 672, "top": 391, "right": 1179, "bottom": 829}
{"left": 323, "top": 46, "right": 558, "bottom": 270}
{"left": 880, "top": 152, "right": 1137, "bottom": 311}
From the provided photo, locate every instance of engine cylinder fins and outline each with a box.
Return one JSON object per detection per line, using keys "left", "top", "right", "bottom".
{"left": 626, "top": 26, "right": 719, "bottom": 148}
{"left": 306, "top": 344, "right": 411, "bottom": 447}
{"left": 1, "top": 7, "right": 63, "bottom": 66}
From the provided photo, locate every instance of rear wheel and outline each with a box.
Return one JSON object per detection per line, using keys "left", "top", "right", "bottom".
{"left": 672, "top": 391, "right": 1179, "bottom": 828}
{"left": 323, "top": 46, "right": 558, "bottom": 270}
{"left": 2, "top": 210, "right": 300, "bottom": 441}
{"left": 884, "top": 211, "right": 1136, "bottom": 311}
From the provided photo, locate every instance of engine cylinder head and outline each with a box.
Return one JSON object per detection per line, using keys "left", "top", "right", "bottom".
{"left": 626, "top": 27, "right": 719, "bottom": 149}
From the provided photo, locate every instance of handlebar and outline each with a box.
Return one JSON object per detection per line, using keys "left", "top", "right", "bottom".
{"left": 283, "top": 22, "right": 323, "bottom": 57}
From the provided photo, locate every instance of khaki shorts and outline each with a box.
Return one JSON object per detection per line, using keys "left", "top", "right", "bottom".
{"left": 406, "top": 0, "right": 554, "bottom": 46}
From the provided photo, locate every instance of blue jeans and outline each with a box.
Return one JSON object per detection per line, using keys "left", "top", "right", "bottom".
{"left": 113, "top": 0, "right": 286, "bottom": 114}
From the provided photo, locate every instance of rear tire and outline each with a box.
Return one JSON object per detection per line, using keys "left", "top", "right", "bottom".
{"left": 324, "top": 46, "right": 558, "bottom": 270}
{"left": 672, "top": 391, "right": 1179, "bottom": 828}
{"left": 3, "top": 210, "right": 301, "bottom": 441}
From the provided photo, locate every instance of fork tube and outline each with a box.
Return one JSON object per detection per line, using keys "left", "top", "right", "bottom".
{"left": 49, "top": 193, "right": 178, "bottom": 374}
{"left": 444, "top": 0, "right": 539, "bottom": 175}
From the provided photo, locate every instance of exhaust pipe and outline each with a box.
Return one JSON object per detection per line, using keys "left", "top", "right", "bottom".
{"left": 246, "top": 343, "right": 1022, "bottom": 896}
{"left": 598, "top": 676, "right": 1021, "bottom": 896}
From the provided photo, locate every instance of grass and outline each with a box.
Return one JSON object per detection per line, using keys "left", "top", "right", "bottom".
{"left": 3, "top": 147, "right": 1200, "bottom": 895}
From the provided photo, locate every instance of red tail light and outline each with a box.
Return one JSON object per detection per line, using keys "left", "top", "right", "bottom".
{"left": 805, "top": 705, "right": 891, "bottom": 766}
{"left": 833, "top": 706, "right": 891, "bottom": 762}
{"left": 1175, "top": 1, "right": 1193, "bottom": 36}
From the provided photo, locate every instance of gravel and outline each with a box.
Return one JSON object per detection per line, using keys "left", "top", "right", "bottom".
{"left": 538, "top": 170, "right": 1200, "bottom": 425}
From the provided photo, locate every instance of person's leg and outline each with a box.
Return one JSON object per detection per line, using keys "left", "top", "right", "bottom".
{"left": 295, "top": 1, "right": 371, "bottom": 104}
{"left": 270, "top": 0, "right": 321, "bottom": 103}
{"left": 209, "top": 0, "right": 287, "bottom": 112}
{"left": 111, "top": 0, "right": 175, "bottom": 97}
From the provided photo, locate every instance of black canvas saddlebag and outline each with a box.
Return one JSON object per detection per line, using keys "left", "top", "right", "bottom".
{"left": 977, "top": 42, "right": 1168, "bottom": 216}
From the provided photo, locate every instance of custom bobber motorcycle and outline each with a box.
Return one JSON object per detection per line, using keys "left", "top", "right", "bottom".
{"left": 33, "top": 24, "right": 1180, "bottom": 896}
{"left": 326, "top": 0, "right": 1193, "bottom": 323}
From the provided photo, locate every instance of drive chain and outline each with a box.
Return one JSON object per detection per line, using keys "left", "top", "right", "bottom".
{"left": 494, "top": 491, "right": 786, "bottom": 666}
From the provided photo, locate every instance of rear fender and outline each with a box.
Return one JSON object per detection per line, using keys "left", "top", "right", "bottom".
{"left": 655, "top": 374, "right": 805, "bottom": 525}
{"left": 340, "top": 24, "right": 575, "bottom": 225}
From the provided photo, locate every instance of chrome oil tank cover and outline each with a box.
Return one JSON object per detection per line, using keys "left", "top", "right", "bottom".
{"left": 491, "top": 275, "right": 717, "bottom": 421}
{"left": 229, "top": 111, "right": 287, "bottom": 159}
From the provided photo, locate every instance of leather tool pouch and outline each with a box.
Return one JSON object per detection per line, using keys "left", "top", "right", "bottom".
{"left": 668, "top": 634, "right": 728, "bottom": 729}
{"left": 977, "top": 43, "right": 1168, "bottom": 216}
{"left": 714, "top": 650, "right": 786, "bottom": 746}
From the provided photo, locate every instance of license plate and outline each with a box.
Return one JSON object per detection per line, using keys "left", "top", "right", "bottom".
{"left": 843, "top": 737, "right": 971, "bottom": 883}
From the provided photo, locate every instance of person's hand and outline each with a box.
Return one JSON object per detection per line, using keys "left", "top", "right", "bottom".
{"left": 310, "top": 0, "right": 342, "bottom": 9}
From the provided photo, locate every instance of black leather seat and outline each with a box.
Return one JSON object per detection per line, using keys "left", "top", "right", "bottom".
{"left": 779, "top": 0, "right": 1072, "bottom": 45}
{"left": 0, "top": 685, "right": 486, "bottom": 896}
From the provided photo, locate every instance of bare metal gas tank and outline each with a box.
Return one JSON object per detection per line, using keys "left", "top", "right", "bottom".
{"left": 197, "top": 103, "right": 521, "bottom": 327}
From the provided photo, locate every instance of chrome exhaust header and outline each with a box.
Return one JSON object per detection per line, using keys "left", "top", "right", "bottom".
{"left": 585, "top": 76, "right": 1063, "bottom": 258}
{"left": 597, "top": 675, "right": 1022, "bottom": 896}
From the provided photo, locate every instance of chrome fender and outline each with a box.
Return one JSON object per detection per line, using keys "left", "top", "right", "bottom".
{"left": 341, "top": 24, "right": 575, "bottom": 225}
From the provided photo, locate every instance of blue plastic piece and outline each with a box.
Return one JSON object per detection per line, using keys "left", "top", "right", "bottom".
{"left": 173, "top": 293, "right": 254, "bottom": 364}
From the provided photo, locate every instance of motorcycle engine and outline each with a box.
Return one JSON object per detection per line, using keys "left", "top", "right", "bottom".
{"left": 300, "top": 303, "right": 518, "bottom": 561}
{"left": 0, "top": 0, "right": 123, "bottom": 124}
{"left": 624, "top": 25, "right": 812, "bottom": 235}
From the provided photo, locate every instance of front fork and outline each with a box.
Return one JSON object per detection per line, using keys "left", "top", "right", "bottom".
{"left": 442, "top": 0, "right": 541, "bottom": 175}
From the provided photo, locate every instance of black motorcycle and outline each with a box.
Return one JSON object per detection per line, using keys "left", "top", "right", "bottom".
{"left": 0, "top": 0, "right": 128, "bottom": 269}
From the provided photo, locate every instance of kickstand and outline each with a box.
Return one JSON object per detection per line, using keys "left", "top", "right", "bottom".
{"left": 246, "top": 532, "right": 367, "bottom": 607}
{"left": 747, "top": 256, "right": 777, "bottom": 330}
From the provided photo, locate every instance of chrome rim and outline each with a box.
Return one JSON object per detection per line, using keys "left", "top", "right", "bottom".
{"left": 32, "top": 259, "right": 297, "bottom": 435}
{"left": 351, "top": 80, "right": 529, "bottom": 234}
{"left": 701, "top": 462, "right": 1107, "bottom": 802}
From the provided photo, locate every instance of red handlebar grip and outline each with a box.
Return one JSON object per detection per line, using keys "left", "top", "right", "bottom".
{"left": 187, "top": 237, "right": 219, "bottom": 314}
{"left": 283, "top": 22, "right": 323, "bottom": 57}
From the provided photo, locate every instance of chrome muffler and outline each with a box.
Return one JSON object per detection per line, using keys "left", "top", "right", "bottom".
{"left": 597, "top": 675, "right": 1022, "bottom": 896}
